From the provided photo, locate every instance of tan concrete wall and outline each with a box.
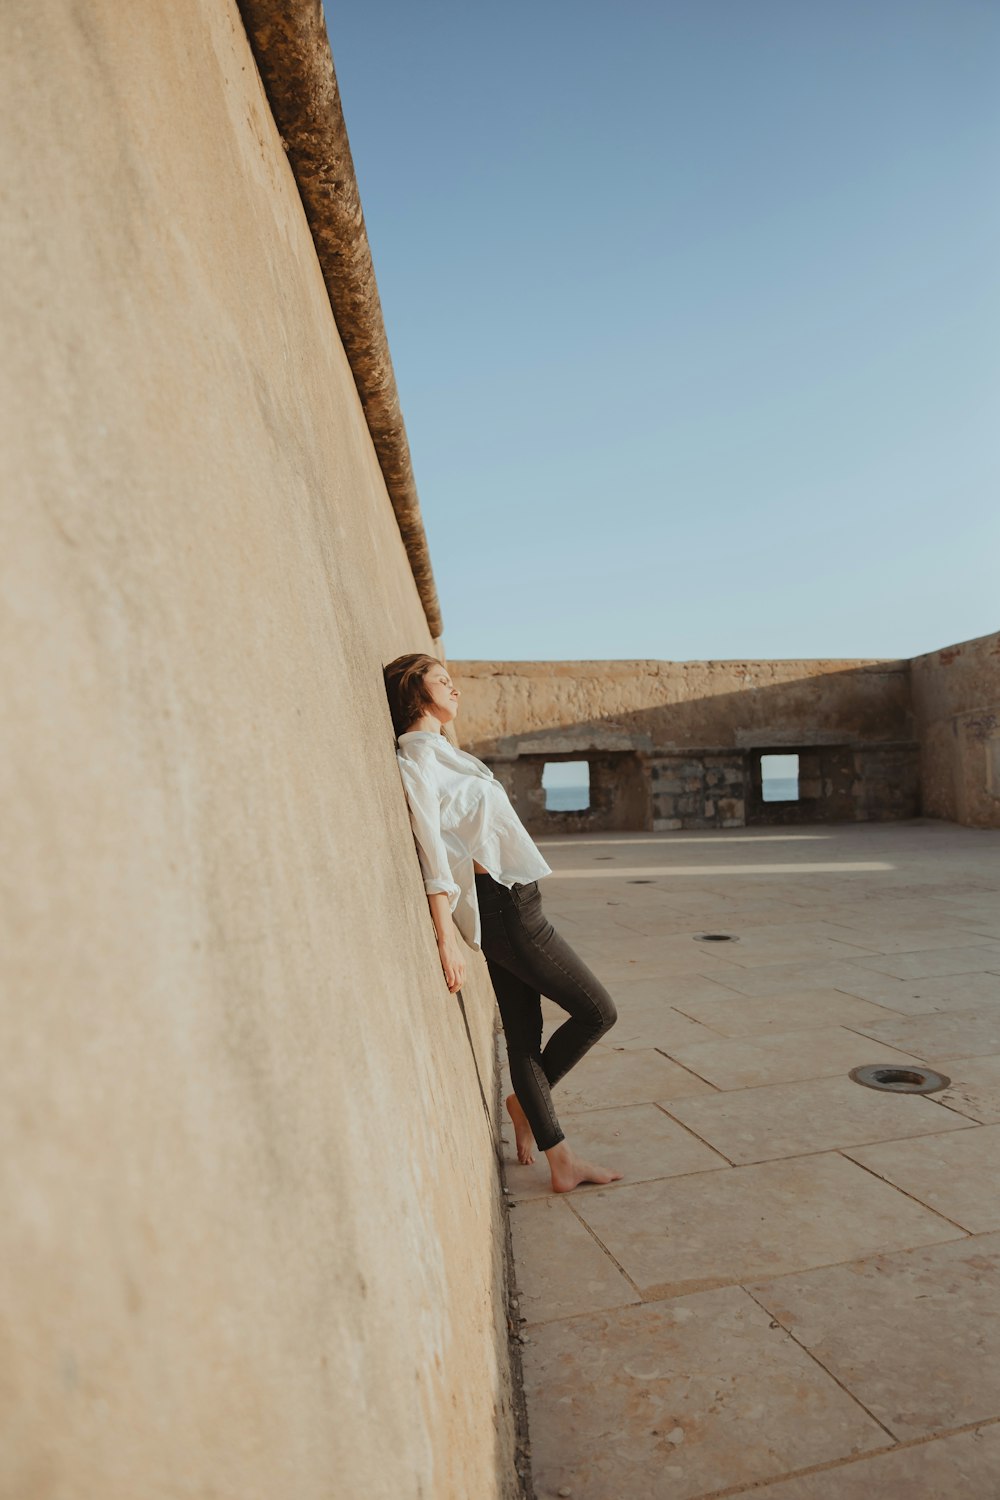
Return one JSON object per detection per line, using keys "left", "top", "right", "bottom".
{"left": 451, "top": 658, "right": 913, "bottom": 756}
{"left": 0, "top": 5, "right": 516, "bottom": 1497}
{"left": 911, "top": 631, "right": 1000, "bottom": 828}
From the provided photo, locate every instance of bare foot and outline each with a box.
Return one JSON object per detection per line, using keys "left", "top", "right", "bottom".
{"left": 546, "top": 1141, "right": 623, "bottom": 1194}
{"left": 505, "top": 1093, "right": 536, "bottom": 1165}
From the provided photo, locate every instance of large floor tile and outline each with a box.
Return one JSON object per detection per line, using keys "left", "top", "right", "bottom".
{"left": 716, "top": 930, "right": 881, "bottom": 966}
{"left": 663, "top": 1074, "right": 970, "bottom": 1164}
{"left": 615, "top": 972, "right": 747, "bottom": 1007}
{"left": 665, "top": 1025, "right": 928, "bottom": 1090}
{"left": 655, "top": 893, "right": 745, "bottom": 913}
{"left": 850, "top": 944, "right": 1000, "bottom": 980}
{"left": 727, "top": 1425, "right": 1000, "bottom": 1499}
{"left": 522, "top": 1287, "right": 888, "bottom": 1500}
{"left": 897, "top": 971, "right": 1000, "bottom": 1008}
{"left": 731, "top": 920, "right": 890, "bottom": 946}
{"left": 703, "top": 961, "right": 884, "bottom": 998}
{"left": 509, "top": 1198, "right": 640, "bottom": 1325}
{"left": 819, "top": 926, "right": 997, "bottom": 955}
{"left": 605, "top": 1002, "right": 723, "bottom": 1053}
{"left": 694, "top": 904, "right": 819, "bottom": 929}
{"left": 850, "top": 1006, "right": 1000, "bottom": 1061}
{"left": 834, "top": 971, "right": 1000, "bottom": 1017}
{"left": 572, "top": 1153, "right": 962, "bottom": 1299}
{"left": 822, "top": 908, "right": 964, "bottom": 936}
{"left": 845, "top": 1124, "right": 1000, "bottom": 1232}
{"left": 749, "top": 1233, "right": 1000, "bottom": 1441}
{"left": 938, "top": 1054, "right": 1000, "bottom": 1123}
{"left": 599, "top": 955, "right": 747, "bottom": 985}
{"left": 824, "top": 968, "right": 966, "bottom": 1013}
{"left": 606, "top": 919, "right": 702, "bottom": 941}
{"left": 673, "top": 987, "right": 900, "bottom": 1037}
{"left": 718, "top": 937, "right": 878, "bottom": 969}
{"left": 505, "top": 1102, "right": 728, "bottom": 1201}
{"left": 554, "top": 1046, "right": 714, "bottom": 1111}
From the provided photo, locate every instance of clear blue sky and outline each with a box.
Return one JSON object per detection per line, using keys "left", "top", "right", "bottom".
{"left": 327, "top": 1, "right": 999, "bottom": 662}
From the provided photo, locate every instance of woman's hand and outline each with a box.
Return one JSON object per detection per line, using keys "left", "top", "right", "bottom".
{"left": 426, "top": 892, "right": 466, "bottom": 992}
{"left": 437, "top": 928, "right": 467, "bottom": 993}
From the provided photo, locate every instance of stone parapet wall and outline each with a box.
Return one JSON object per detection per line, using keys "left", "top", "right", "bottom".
{"left": 452, "top": 658, "right": 913, "bottom": 758}
{"left": 452, "top": 658, "right": 919, "bottom": 833}
{"left": 911, "top": 630, "right": 1000, "bottom": 829}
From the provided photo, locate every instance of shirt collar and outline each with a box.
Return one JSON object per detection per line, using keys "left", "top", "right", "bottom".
{"left": 397, "top": 731, "right": 493, "bottom": 778}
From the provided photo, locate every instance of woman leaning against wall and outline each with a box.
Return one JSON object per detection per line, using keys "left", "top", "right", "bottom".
{"left": 384, "top": 653, "right": 622, "bottom": 1195}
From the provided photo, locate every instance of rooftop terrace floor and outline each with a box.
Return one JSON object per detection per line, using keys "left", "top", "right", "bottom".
{"left": 500, "top": 819, "right": 1000, "bottom": 1500}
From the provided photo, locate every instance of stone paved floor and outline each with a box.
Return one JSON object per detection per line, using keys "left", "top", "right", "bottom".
{"left": 498, "top": 820, "right": 1000, "bottom": 1500}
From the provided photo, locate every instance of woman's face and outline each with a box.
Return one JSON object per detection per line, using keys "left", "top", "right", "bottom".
{"left": 422, "top": 663, "right": 460, "bottom": 723}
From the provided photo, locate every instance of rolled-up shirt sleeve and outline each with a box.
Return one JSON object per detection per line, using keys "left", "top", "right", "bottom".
{"left": 397, "top": 757, "right": 462, "bottom": 908}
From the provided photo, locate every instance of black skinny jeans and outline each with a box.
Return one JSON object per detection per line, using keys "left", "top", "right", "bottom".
{"left": 475, "top": 871, "right": 618, "bottom": 1152}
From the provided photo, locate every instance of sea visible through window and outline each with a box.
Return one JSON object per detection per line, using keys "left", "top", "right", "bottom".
{"left": 543, "top": 760, "right": 590, "bottom": 811}
{"left": 761, "top": 753, "right": 800, "bottom": 803}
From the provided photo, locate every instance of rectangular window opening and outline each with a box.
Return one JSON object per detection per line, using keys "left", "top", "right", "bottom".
{"left": 542, "top": 760, "right": 590, "bottom": 812}
{"left": 761, "top": 753, "right": 800, "bottom": 803}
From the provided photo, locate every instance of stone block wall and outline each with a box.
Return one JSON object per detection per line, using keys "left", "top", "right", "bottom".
{"left": 651, "top": 755, "right": 746, "bottom": 830}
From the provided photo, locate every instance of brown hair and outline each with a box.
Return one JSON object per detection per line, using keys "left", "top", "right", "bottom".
{"left": 382, "top": 653, "right": 444, "bottom": 739}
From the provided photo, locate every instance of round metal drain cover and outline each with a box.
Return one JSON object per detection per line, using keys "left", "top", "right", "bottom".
{"left": 850, "top": 1065, "right": 951, "bottom": 1095}
{"left": 693, "top": 933, "right": 739, "bottom": 943}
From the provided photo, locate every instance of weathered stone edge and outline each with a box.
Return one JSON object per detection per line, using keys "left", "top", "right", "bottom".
{"left": 494, "top": 1032, "right": 537, "bottom": 1500}
{"left": 236, "top": 0, "right": 443, "bottom": 639}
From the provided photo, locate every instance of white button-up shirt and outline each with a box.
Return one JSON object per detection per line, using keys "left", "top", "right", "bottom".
{"left": 396, "top": 729, "right": 552, "bottom": 951}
